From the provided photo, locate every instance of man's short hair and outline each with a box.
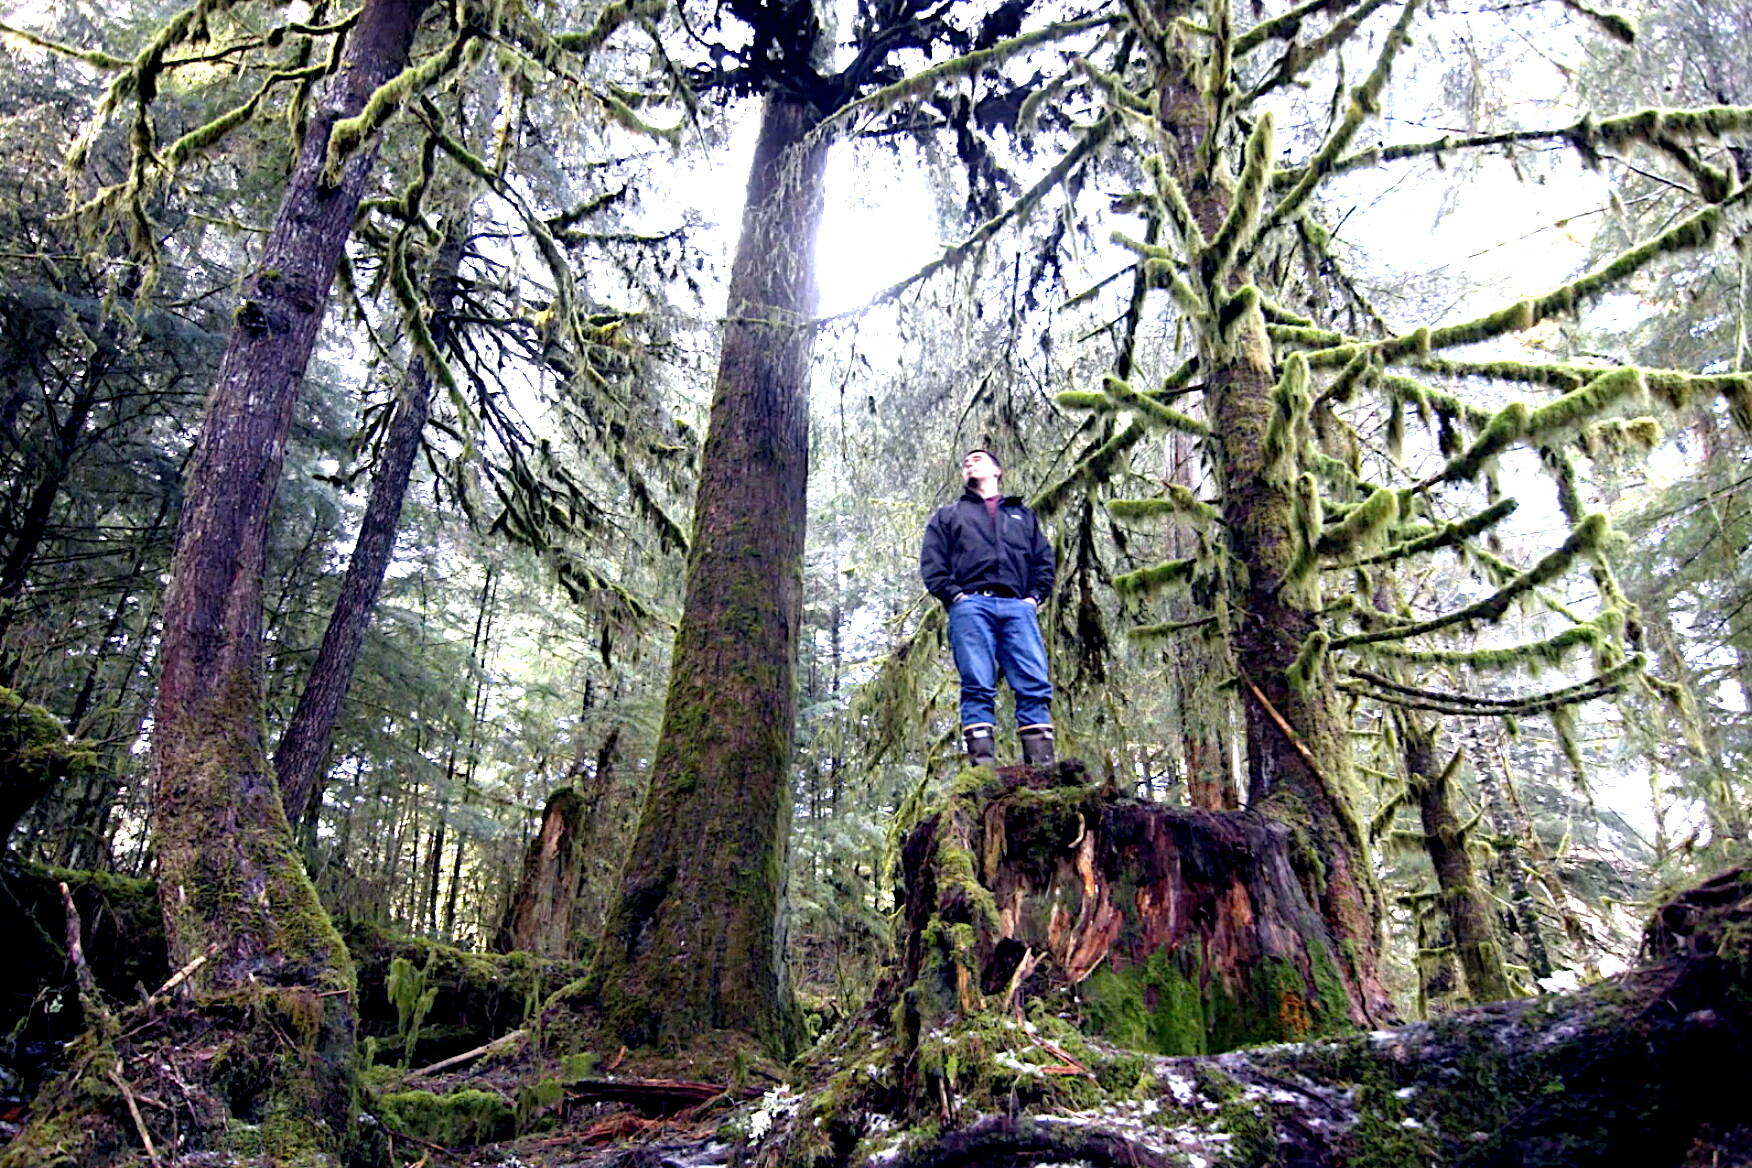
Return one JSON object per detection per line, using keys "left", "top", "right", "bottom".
{"left": 966, "top": 447, "right": 1003, "bottom": 470}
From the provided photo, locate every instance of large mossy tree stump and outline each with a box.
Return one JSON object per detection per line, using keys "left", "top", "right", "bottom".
{"left": 747, "top": 769, "right": 1752, "bottom": 1168}
{"left": 896, "top": 762, "right": 1365, "bottom": 1063}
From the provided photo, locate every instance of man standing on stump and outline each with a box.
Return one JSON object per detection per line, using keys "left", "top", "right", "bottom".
{"left": 920, "top": 448, "right": 1056, "bottom": 767}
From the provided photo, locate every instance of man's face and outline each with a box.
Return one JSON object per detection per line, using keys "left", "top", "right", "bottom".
{"left": 962, "top": 450, "right": 1001, "bottom": 484}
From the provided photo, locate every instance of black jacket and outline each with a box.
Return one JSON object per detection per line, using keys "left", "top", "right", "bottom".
{"left": 920, "top": 490, "right": 1055, "bottom": 606}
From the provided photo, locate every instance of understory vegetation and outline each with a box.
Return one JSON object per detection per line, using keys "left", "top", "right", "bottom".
{"left": 1, "top": 0, "right": 1750, "bottom": 1163}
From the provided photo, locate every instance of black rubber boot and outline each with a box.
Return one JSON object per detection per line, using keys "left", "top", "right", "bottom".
{"left": 1019, "top": 724, "right": 1055, "bottom": 766}
{"left": 963, "top": 723, "right": 997, "bottom": 767}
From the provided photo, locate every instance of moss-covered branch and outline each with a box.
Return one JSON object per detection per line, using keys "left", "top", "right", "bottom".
{"left": 1113, "top": 555, "right": 1197, "bottom": 595}
{"left": 1343, "top": 653, "right": 1644, "bottom": 716}
{"left": 1106, "top": 484, "right": 1220, "bottom": 527}
{"left": 1332, "top": 513, "right": 1608, "bottom": 649}
{"left": 1278, "top": 103, "right": 1752, "bottom": 190}
{"left": 808, "top": 15, "right": 1115, "bottom": 146}
{"left": 1351, "top": 497, "right": 1517, "bottom": 567}
{"left": 835, "top": 115, "right": 1119, "bottom": 320}
{"left": 1356, "top": 617, "right": 1608, "bottom": 670}
{"left": 1267, "top": 0, "right": 1421, "bottom": 228}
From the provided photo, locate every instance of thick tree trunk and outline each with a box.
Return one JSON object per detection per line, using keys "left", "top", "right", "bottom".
{"left": 1149, "top": 43, "right": 1390, "bottom": 1022}
{"left": 0, "top": 3, "right": 432, "bottom": 1163}
{"left": 588, "top": 90, "right": 828, "bottom": 1057}
{"left": 1401, "top": 717, "right": 1515, "bottom": 1003}
{"left": 274, "top": 226, "right": 461, "bottom": 822}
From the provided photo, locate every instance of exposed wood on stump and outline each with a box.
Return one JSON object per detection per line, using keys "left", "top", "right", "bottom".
{"left": 887, "top": 766, "right": 1363, "bottom": 1070}
{"left": 493, "top": 786, "right": 589, "bottom": 958}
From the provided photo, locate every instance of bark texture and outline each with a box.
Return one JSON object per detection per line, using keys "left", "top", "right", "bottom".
{"left": 1402, "top": 718, "right": 1516, "bottom": 1004}
{"left": 1147, "top": 18, "right": 1390, "bottom": 1023}
{"left": 587, "top": 90, "right": 828, "bottom": 1057}
{"left": 274, "top": 224, "right": 461, "bottom": 823}
{"left": 1, "top": 2, "right": 433, "bottom": 1162}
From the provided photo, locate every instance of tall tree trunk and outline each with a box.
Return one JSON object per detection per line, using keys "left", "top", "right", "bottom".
{"left": 1400, "top": 716, "right": 1515, "bottom": 1003}
{"left": 1167, "top": 430, "right": 1235, "bottom": 810}
{"left": 589, "top": 90, "right": 828, "bottom": 1058}
{"left": 275, "top": 222, "right": 463, "bottom": 823}
{"left": 1148, "top": 31, "right": 1389, "bottom": 1022}
{"left": 132, "top": 0, "right": 427, "bottom": 1157}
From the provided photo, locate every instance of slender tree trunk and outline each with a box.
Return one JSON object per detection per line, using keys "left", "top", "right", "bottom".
{"left": 590, "top": 90, "right": 828, "bottom": 1057}
{"left": 1148, "top": 33, "right": 1390, "bottom": 1022}
{"left": 0, "top": 359, "right": 106, "bottom": 675}
{"left": 1400, "top": 716, "right": 1515, "bottom": 1003}
{"left": 137, "top": 0, "right": 428, "bottom": 1156}
{"left": 442, "top": 568, "right": 494, "bottom": 939}
{"left": 275, "top": 222, "right": 463, "bottom": 822}
{"left": 1470, "top": 727, "right": 1554, "bottom": 981}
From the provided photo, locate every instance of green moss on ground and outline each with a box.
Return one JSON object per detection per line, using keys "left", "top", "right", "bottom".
{"left": 377, "top": 1087, "right": 515, "bottom": 1147}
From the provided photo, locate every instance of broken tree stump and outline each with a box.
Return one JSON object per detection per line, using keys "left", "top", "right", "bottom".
{"left": 895, "top": 762, "right": 1366, "bottom": 1063}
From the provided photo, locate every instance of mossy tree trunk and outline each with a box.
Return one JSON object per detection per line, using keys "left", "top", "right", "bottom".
{"left": 1401, "top": 716, "right": 1516, "bottom": 1004}
{"left": 1, "top": 3, "right": 434, "bottom": 1163}
{"left": 274, "top": 220, "right": 464, "bottom": 824}
{"left": 587, "top": 90, "right": 828, "bottom": 1057}
{"left": 1148, "top": 19, "right": 1391, "bottom": 1023}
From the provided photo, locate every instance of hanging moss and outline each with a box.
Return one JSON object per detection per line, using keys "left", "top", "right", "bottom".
{"left": 1524, "top": 367, "right": 1647, "bottom": 441}
{"left": 1143, "top": 153, "right": 1206, "bottom": 250}
{"left": 1287, "top": 630, "right": 1331, "bottom": 696}
{"left": 1262, "top": 352, "right": 1312, "bottom": 481}
{"left": 1424, "top": 401, "right": 1527, "bottom": 487}
{"left": 1316, "top": 485, "right": 1399, "bottom": 558}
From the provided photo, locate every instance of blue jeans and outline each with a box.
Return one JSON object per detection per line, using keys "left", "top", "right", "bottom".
{"left": 947, "top": 594, "right": 1053, "bottom": 728}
